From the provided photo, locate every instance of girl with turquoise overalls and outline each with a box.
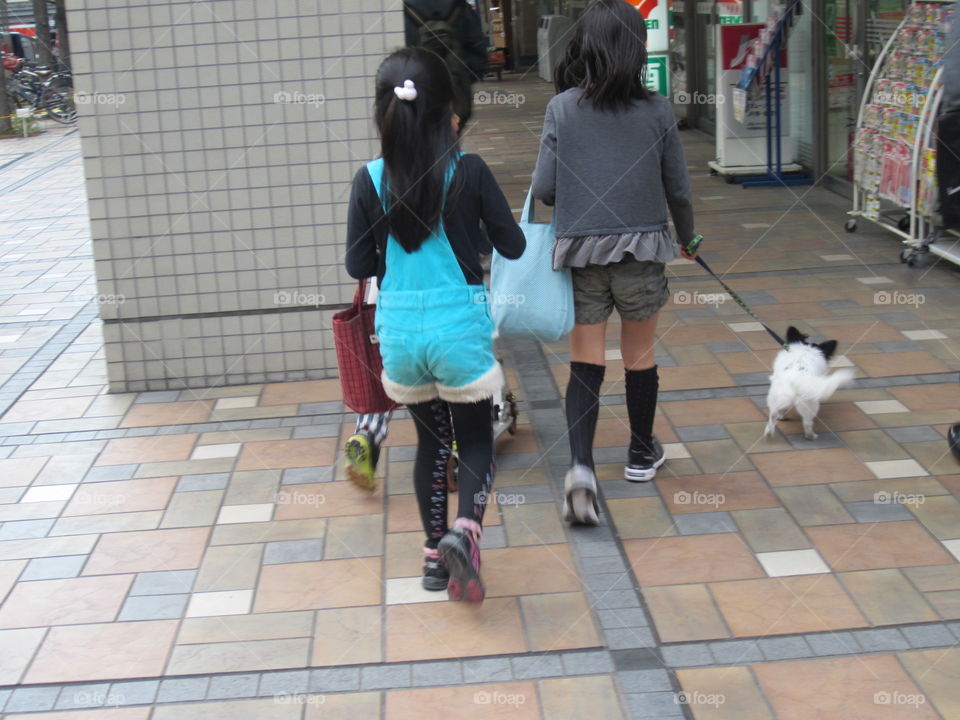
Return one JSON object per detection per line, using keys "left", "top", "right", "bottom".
{"left": 346, "top": 48, "right": 525, "bottom": 603}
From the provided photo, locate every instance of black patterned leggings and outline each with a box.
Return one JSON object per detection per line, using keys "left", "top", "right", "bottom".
{"left": 407, "top": 398, "right": 495, "bottom": 549}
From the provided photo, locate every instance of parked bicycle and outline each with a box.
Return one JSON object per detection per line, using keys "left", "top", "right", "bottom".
{"left": 5, "top": 64, "right": 76, "bottom": 125}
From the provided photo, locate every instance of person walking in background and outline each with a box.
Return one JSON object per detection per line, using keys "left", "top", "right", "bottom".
{"left": 346, "top": 48, "right": 524, "bottom": 601}
{"left": 937, "top": 2, "right": 960, "bottom": 463}
{"left": 403, "top": 0, "right": 487, "bottom": 129}
{"left": 342, "top": 275, "right": 396, "bottom": 492}
{"left": 531, "top": 0, "right": 698, "bottom": 525}
{"left": 343, "top": 407, "right": 392, "bottom": 491}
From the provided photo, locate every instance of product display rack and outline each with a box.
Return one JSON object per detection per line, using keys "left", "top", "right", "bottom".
{"left": 847, "top": 0, "right": 960, "bottom": 269}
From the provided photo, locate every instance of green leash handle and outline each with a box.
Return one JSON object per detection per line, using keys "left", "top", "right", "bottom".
{"left": 684, "top": 234, "right": 704, "bottom": 256}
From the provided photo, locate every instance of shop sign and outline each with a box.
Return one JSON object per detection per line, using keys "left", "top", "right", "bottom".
{"left": 646, "top": 54, "right": 670, "bottom": 96}
{"left": 623, "top": 0, "right": 669, "bottom": 52}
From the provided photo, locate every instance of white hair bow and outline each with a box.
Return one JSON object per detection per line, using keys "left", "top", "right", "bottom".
{"left": 394, "top": 79, "right": 418, "bottom": 102}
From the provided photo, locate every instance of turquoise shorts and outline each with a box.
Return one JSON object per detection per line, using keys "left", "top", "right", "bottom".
{"left": 375, "top": 286, "right": 503, "bottom": 405}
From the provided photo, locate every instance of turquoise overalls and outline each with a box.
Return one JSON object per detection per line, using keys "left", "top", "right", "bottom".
{"left": 367, "top": 157, "right": 503, "bottom": 405}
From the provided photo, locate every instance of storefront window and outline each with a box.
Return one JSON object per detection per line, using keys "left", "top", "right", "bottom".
{"left": 670, "top": 1, "right": 688, "bottom": 119}
{"left": 826, "top": 0, "right": 858, "bottom": 180}
{"left": 697, "top": 1, "right": 718, "bottom": 124}
{"left": 826, "top": 0, "right": 904, "bottom": 182}
{"left": 788, "top": 1, "right": 814, "bottom": 168}
{"left": 867, "top": 0, "right": 908, "bottom": 63}
{"left": 751, "top": 0, "right": 766, "bottom": 21}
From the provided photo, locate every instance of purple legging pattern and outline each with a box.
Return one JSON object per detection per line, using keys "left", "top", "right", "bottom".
{"left": 408, "top": 398, "right": 495, "bottom": 549}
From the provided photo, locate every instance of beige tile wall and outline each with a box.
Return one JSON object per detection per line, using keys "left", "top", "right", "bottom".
{"left": 69, "top": 1, "right": 402, "bottom": 391}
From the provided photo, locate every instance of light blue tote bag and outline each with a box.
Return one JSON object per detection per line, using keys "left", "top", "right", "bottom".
{"left": 490, "top": 189, "right": 575, "bottom": 343}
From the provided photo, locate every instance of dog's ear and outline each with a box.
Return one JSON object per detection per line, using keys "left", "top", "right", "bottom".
{"left": 818, "top": 340, "right": 838, "bottom": 359}
{"left": 786, "top": 326, "right": 806, "bottom": 344}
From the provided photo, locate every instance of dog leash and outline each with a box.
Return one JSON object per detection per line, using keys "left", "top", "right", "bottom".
{"left": 685, "top": 236, "right": 788, "bottom": 350}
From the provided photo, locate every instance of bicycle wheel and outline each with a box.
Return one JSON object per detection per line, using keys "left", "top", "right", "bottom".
{"left": 40, "top": 86, "right": 76, "bottom": 124}
{"left": 47, "top": 72, "right": 73, "bottom": 91}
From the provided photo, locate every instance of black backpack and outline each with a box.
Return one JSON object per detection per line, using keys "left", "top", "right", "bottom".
{"left": 405, "top": 3, "right": 473, "bottom": 121}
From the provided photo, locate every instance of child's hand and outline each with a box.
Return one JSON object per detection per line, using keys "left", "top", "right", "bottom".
{"left": 679, "top": 234, "right": 702, "bottom": 260}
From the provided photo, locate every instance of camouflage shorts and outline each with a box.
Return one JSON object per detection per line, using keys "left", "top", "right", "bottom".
{"left": 571, "top": 257, "right": 669, "bottom": 325}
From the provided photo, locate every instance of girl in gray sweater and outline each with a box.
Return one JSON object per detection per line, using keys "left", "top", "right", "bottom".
{"left": 531, "top": 0, "right": 697, "bottom": 525}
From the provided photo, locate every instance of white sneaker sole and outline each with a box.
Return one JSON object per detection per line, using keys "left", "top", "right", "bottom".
{"left": 563, "top": 465, "right": 599, "bottom": 525}
{"left": 624, "top": 454, "right": 666, "bottom": 483}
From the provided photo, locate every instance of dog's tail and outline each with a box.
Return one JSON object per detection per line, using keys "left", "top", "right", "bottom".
{"left": 794, "top": 368, "right": 856, "bottom": 401}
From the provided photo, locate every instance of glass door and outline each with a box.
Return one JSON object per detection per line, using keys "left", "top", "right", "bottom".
{"left": 824, "top": 0, "right": 905, "bottom": 183}
{"left": 825, "top": 0, "right": 859, "bottom": 181}
{"left": 695, "top": 0, "right": 718, "bottom": 128}
{"left": 865, "top": 0, "right": 907, "bottom": 68}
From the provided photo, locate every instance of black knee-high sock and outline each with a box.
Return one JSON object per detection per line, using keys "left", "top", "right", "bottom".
{"left": 408, "top": 400, "right": 453, "bottom": 549}
{"left": 626, "top": 365, "right": 659, "bottom": 458}
{"left": 565, "top": 361, "right": 606, "bottom": 470}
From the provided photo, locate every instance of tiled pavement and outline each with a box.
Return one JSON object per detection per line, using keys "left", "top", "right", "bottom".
{"left": 0, "top": 76, "right": 958, "bottom": 719}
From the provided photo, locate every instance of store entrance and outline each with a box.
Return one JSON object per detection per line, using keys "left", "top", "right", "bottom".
{"left": 476, "top": 0, "right": 584, "bottom": 71}
{"left": 674, "top": 0, "right": 906, "bottom": 188}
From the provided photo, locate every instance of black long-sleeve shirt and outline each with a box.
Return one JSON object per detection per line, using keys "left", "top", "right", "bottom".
{"left": 346, "top": 154, "right": 525, "bottom": 286}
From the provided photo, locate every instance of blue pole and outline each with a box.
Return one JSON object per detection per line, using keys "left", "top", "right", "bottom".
{"left": 765, "top": 64, "right": 772, "bottom": 177}
{"left": 737, "top": 0, "right": 811, "bottom": 187}
{"left": 775, "top": 35, "right": 782, "bottom": 176}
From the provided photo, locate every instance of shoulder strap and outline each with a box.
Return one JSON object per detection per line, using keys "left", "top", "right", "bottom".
{"left": 440, "top": 152, "right": 465, "bottom": 211}
{"left": 366, "top": 159, "right": 386, "bottom": 201}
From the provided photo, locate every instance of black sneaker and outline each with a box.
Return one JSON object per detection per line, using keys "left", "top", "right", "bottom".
{"left": 950, "top": 424, "right": 960, "bottom": 463}
{"left": 624, "top": 436, "right": 666, "bottom": 482}
{"left": 422, "top": 553, "right": 449, "bottom": 591}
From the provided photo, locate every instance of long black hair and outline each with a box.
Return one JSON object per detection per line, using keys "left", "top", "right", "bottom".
{"left": 373, "top": 47, "right": 461, "bottom": 253}
{"left": 555, "top": 0, "right": 650, "bottom": 112}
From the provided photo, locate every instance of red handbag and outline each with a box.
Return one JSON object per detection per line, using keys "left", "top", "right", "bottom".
{"left": 332, "top": 279, "right": 399, "bottom": 414}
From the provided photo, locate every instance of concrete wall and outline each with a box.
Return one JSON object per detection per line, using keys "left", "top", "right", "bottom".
{"left": 68, "top": 1, "right": 402, "bottom": 391}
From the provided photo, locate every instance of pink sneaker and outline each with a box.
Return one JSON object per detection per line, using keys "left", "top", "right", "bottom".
{"left": 438, "top": 525, "right": 484, "bottom": 604}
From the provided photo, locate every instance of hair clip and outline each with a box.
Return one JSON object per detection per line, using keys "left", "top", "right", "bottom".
{"left": 394, "top": 79, "right": 418, "bottom": 102}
